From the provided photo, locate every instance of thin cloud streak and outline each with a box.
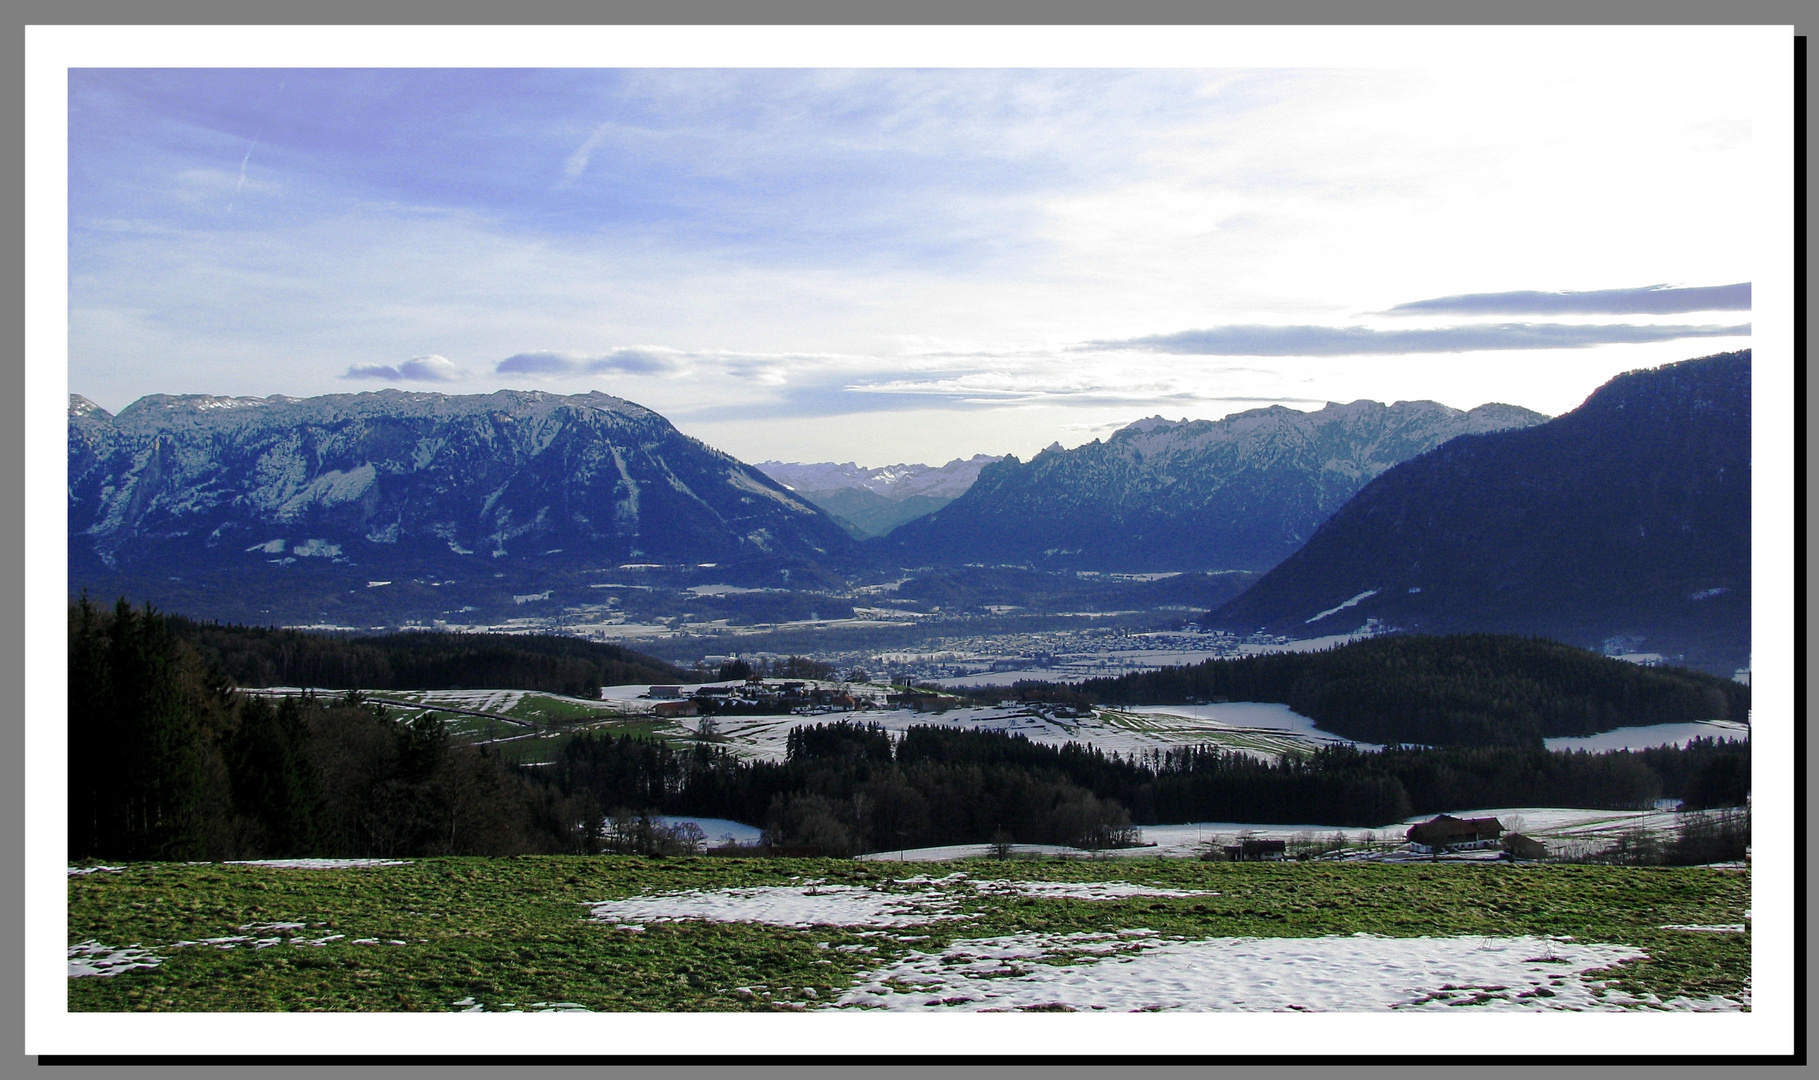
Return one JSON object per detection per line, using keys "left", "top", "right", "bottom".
{"left": 1091, "top": 321, "right": 1750, "bottom": 356}
{"left": 1387, "top": 282, "right": 1750, "bottom": 316}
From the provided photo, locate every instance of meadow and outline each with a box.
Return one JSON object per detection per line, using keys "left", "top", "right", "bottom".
{"left": 68, "top": 857, "right": 1749, "bottom": 1013}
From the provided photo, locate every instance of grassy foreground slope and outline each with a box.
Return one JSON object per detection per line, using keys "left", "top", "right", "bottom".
{"left": 69, "top": 858, "right": 1747, "bottom": 1012}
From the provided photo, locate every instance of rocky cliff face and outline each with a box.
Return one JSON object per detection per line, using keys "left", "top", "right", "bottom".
{"left": 872, "top": 400, "right": 1548, "bottom": 572}
{"left": 1211, "top": 351, "right": 1751, "bottom": 675}
{"left": 69, "top": 389, "right": 856, "bottom": 585}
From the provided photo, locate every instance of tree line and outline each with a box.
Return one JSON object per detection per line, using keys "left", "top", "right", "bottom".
{"left": 67, "top": 599, "right": 1751, "bottom": 862}
{"left": 534, "top": 720, "right": 1750, "bottom": 855}
{"left": 161, "top": 614, "right": 687, "bottom": 698}
{"left": 703, "top": 655, "right": 841, "bottom": 682}
{"left": 69, "top": 597, "right": 595, "bottom": 861}
{"left": 1061, "top": 633, "right": 1749, "bottom": 747}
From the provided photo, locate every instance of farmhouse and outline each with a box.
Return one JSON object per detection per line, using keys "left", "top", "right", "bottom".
{"left": 1500, "top": 833, "right": 1547, "bottom": 860}
{"left": 649, "top": 685, "right": 684, "bottom": 699}
{"left": 1219, "top": 838, "right": 1288, "bottom": 862}
{"left": 653, "top": 699, "right": 698, "bottom": 718}
{"left": 1406, "top": 815, "right": 1504, "bottom": 853}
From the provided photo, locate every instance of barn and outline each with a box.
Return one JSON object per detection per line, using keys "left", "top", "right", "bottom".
{"left": 1406, "top": 815, "right": 1504, "bottom": 853}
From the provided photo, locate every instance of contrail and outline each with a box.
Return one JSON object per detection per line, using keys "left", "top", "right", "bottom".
{"left": 225, "top": 133, "right": 257, "bottom": 215}
{"left": 227, "top": 76, "right": 284, "bottom": 214}
{"left": 234, "top": 135, "right": 258, "bottom": 192}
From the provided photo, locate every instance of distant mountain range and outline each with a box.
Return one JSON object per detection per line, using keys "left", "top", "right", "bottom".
{"left": 69, "top": 389, "right": 857, "bottom": 598}
{"left": 1211, "top": 351, "right": 1751, "bottom": 675}
{"left": 871, "top": 401, "right": 1548, "bottom": 572}
{"left": 755, "top": 455, "right": 1003, "bottom": 538}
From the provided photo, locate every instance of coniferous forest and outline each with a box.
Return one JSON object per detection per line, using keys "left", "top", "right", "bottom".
{"left": 541, "top": 722, "right": 1748, "bottom": 854}
{"left": 1065, "top": 634, "right": 1749, "bottom": 747}
{"left": 68, "top": 599, "right": 1751, "bottom": 861}
{"left": 161, "top": 615, "right": 688, "bottom": 698}
{"left": 68, "top": 598, "right": 595, "bottom": 861}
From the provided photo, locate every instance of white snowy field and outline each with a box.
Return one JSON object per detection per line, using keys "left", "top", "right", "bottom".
{"left": 593, "top": 690, "right": 1360, "bottom": 763}
{"left": 253, "top": 687, "right": 534, "bottom": 713}
{"left": 576, "top": 874, "right": 1742, "bottom": 1012}
{"left": 857, "top": 804, "right": 1752, "bottom": 863}
{"left": 1544, "top": 720, "right": 1750, "bottom": 753}
{"left": 858, "top": 821, "right": 1408, "bottom": 862}
{"left": 1419, "top": 806, "right": 1742, "bottom": 844}
{"left": 1120, "top": 702, "right": 1380, "bottom": 751}
{"left": 837, "top": 931, "right": 1675, "bottom": 1012}
{"left": 501, "top": 683, "right": 1737, "bottom": 763}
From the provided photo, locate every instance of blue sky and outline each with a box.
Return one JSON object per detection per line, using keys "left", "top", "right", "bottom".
{"left": 69, "top": 67, "right": 1755, "bottom": 465}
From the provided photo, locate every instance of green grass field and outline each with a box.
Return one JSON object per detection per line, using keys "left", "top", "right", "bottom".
{"left": 503, "top": 694, "right": 623, "bottom": 725}
{"left": 67, "top": 858, "right": 1748, "bottom": 1013}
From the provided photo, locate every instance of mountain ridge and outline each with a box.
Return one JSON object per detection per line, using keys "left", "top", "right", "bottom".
{"left": 871, "top": 399, "right": 1549, "bottom": 572}
{"left": 1210, "top": 351, "right": 1751, "bottom": 675}
{"left": 69, "top": 388, "right": 859, "bottom": 591}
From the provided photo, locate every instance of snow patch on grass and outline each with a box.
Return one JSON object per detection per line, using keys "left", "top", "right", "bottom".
{"left": 971, "top": 880, "right": 1214, "bottom": 900}
{"left": 450, "top": 996, "right": 589, "bottom": 1013}
{"left": 838, "top": 933, "right": 1667, "bottom": 1012}
{"left": 70, "top": 923, "right": 404, "bottom": 975}
{"left": 587, "top": 882, "right": 973, "bottom": 928}
{"left": 587, "top": 875, "right": 1216, "bottom": 928}
{"left": 225, "top": 858, "right": 409, "bottom": 869}
{"left": 67, "top": 941, "right": 162, "bottom": 978}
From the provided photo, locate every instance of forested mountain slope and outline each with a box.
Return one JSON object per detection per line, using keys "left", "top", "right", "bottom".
{"left": 1211, "top": 352, "right": 1751, "bottom": 674}
{"left": 873, "top": 401, "right": 1545, "bottom": 572}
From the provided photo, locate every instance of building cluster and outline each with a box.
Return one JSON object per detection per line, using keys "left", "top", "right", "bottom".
{"left": 1201, "top": 816, "right": 1553, "bottom": 863}
{"left": 652, "top": 678, "right": 871, "bottom": 717}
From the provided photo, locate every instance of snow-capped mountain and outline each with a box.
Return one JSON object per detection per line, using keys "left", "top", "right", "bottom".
{"left": 754, "top": 455, "right": 1004, "bottom": 538}
{"left": 873, "top": 400, "right": 1549, "bottom": 572}
{"left": 756, "top": 455, "right": 1003, "bottom": 501}
{"left": 69, "top": 389, "right": 856, "bottom": 586}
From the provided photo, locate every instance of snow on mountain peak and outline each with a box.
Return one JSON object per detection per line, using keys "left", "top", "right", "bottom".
{"left": 755, "top": 454, "right": 1006, "bottom": 501}
{"left": 69, "top": 395, "right": 112, "bottom": 420}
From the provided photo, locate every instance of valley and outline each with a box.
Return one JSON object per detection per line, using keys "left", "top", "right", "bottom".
{"left": 47, "top": 51, "right": 1783, "bottom": 1044}
{"left": 62, "top": 353, "right": 1762, "bottom": 1020}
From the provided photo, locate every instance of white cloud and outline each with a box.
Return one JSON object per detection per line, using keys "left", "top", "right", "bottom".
{"left": 343, "top": 354, "right": 464, "bottom": 382}
{"left": 496, "top": 349, "right": 685, "bottom": 377}
{"left": 70, "top": 65, "right": 1762, "bottom": 466}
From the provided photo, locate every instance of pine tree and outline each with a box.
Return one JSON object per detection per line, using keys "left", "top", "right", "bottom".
{"left": 225, "top": 694, "right": 322, "bottom": 855}
{"left": 67, "top": 595, "right": 114, "bottom": 859}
